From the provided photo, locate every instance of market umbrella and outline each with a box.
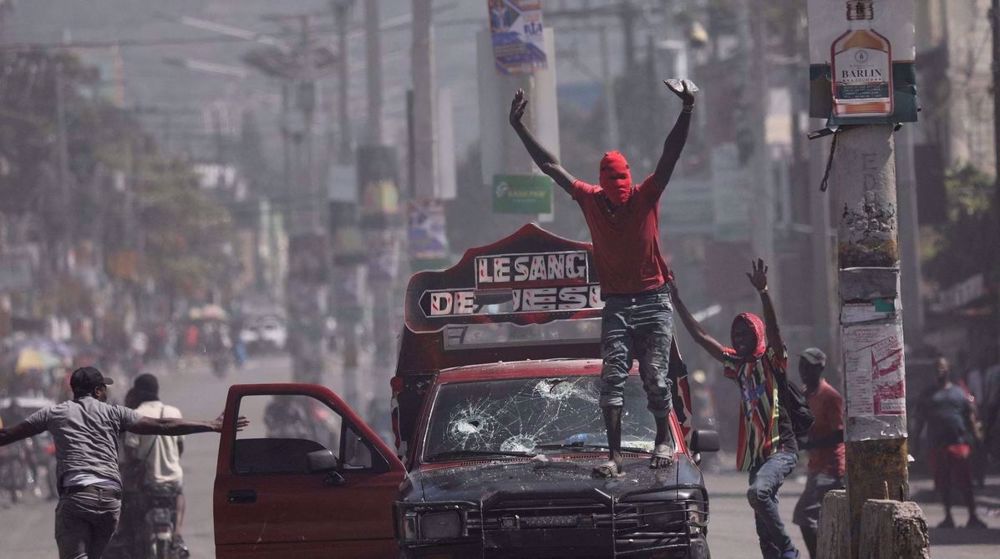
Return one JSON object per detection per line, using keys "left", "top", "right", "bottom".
{"left": 14, "top": 347, "right": 62, "bottom": 374}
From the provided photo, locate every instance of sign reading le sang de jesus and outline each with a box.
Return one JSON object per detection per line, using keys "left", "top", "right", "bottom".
{"left": 404, "top": 225, "right": 604, "bottom": 332}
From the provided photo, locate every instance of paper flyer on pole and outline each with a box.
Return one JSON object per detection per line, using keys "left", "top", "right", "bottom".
{"left": 487, "top": 0, "right": 547, "bottom": 75}
{"left": 842, "top": 322, "right": 906, "bottom": 419}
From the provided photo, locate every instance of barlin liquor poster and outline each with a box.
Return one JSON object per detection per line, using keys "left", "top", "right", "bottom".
{"left": 843, "top": 322, "right": 906, "bottom": 418}
{"left": 807, "top": 0, "right": 917, "bottom": 125}
{"left": 487, "top": 0, "right": 547, "bottom": 75}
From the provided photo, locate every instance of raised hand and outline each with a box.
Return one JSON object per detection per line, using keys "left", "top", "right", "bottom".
{"left": 664, "top": 79, "right": 696, "bottom": 106}
{"left": 746, "top": 258, "right": 768, "bottom": 292}
{"left": 509, "top": 88, "right": 528, "bottom": 127}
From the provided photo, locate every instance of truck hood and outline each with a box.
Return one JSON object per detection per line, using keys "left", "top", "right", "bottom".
{"left": 403, "top": 453, "right": 704, "bottom": 504}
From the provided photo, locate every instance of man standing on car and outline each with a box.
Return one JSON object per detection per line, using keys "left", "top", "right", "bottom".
{"left": 913, "top": 357, "right": 987, "bottom": 529}
{"left": 669, "top": 260, "right": 800, "bottom": 559}
{"left": 509, "top": 79, "right": 694, "bottom": 477}
{"left": 0, "top": 366, "right": 246, "bottom": 559}
{"left": 791, "top": 348, "right": 845, "bottom": 559}
{"left": 122, "top": 373, "right": 190, "bottom": 557}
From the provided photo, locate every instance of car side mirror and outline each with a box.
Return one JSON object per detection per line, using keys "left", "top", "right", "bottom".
{"left": 307, "top": 449, "right": 339, "bottom": 474}
{"left": 691, "top": 430, "right": 720, "bottom": 453}
{"left": 307, "top": 449, "right": 347, "bottom": 486}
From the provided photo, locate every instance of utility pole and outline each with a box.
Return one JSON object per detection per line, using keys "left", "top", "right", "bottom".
{"left": 332, "top": 0, "right": 354, "bottom": 163}
{"left": 991, "top": 0, "right": 1000, "bottom": 354}
{"left": 411, "top": 0, "right": 436, "bottom": 200}
{"left": 365, "top": 0, "right": 384, "bottom": 144}
{"left": 809, "top": 1, "right": 926, "bottom": 555}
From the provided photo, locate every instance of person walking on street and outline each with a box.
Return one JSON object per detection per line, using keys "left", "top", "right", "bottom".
{"left": 669, "top": 259, "right": 801, "bottom": 559}
{"left": 508, "top": 78, "right": 695, "bottom": 477}
{"left": 0, "top": 366, "right": 247, "bottom": 559}
{"left": 914, "top": 357, "right": 987, "bottom": 529}
{"left": 791, "top": 348, "right": 845, "bottom": 559}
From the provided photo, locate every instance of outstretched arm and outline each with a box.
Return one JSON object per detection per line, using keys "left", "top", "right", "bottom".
{"left": 508, "top": 89, "right": 577, "bottom": 194}
{"left": 127, "top": 413, "right": 249, "bottom": 436}
{"left": 650, "top": 80, "right": 695, "bottom": 193}
{"left": 667, "top": 280, "right": 728, "bottom": 363}
{"left": 747, "top": 258, "right": 783, "bottom": 351}
{"left": 0, "top": 422, "right": 41, "bottom": 447}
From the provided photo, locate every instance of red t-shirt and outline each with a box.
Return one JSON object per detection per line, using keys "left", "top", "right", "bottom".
{"left": 570, "top": 174, "right": 670, "bottom": 295}
{"left": 806, "top": 379, "right": 846, "bottom": 477}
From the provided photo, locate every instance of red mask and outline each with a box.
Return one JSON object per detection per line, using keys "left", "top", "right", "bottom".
{"left": 599, "top": 151, "right": 632, "bottom": 205}
{"left": 728, "top": 312, "right": 767, "bottom": 361}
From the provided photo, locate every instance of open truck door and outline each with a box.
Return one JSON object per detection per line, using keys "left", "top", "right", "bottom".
{"left": 213, "top": 383, "right": 406, "bottom": 559}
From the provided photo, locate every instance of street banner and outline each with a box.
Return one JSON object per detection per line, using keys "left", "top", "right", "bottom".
{"left": 807, "top": 0, "right": 917, "bottom": 125}
{"left": 486, "top": 0, "right": 547, "bottom": 75}
{"left": 493, "top": 174, "right": 553, "bottom": 214}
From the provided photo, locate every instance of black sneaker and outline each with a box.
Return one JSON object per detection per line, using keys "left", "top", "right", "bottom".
{"left": 937, "top": 516, "right": 955, "bottom": 529}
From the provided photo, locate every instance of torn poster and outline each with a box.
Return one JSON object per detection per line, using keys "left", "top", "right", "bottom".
{"left": 843, "top": 321, "right": 906, "bottom": 418}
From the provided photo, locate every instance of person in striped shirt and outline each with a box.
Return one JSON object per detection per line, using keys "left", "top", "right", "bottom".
{"left": 669, "top": 259, "right": 800, "bottom": 559}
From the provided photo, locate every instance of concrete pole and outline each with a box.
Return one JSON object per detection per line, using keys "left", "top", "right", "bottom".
{"left": 599, "top": 26, "right": 620, "bottom": 149}
{"left": 831, "top": 124, "right": 912, "bottom": 559}
{"left": 365, "top": 0, "right": 384, "bottom": 144}
{"left": 333, "top": 1, "right": 353, "bottom": 164}
{"left": 411, "top": 0, "right": 436, "bottom": 200}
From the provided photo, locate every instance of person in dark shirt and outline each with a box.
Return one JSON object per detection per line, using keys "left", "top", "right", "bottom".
{"left": 791, "top": 348, "right": 845, "bottom": 559}
{"left": 509, "top": 80, "right": 694, "bottom": 477}
{"left": 914, "top": 357, "right": 986, "bottom": 529}
{"left": 670, "top": 259, "right": 799, "bottom": 559}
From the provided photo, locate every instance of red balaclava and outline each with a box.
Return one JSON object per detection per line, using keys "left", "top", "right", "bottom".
{"left": 728, "top": 312, "right": 767, "bottom": 361}
{"left": 599, "top": 151, "right": 633, "bottom": 205}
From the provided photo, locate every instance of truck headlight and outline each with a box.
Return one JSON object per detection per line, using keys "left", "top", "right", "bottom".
{"left": 399, "top": 507, "right": 466, "bottom": 542}
{"left": 419, "top": 510, "right": 462, "bottom": 539}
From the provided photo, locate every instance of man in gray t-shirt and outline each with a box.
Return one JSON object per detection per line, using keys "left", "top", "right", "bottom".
{"left": 0, "top": 366, "right": 247, "bottom": 559}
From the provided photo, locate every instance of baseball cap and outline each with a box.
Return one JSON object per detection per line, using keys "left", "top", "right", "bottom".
{"left": 800, "top": 348, "right": 827, "bottom": 367}
{"left": 70, "top": 366, "right": 114, "bottom": 392}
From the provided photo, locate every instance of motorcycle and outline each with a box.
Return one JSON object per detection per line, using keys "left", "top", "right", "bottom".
{"left": 210, "top": 351, "right": 230, "bottom": 378}
{"left": 0, "top": 441, "right": 34, "bottom": 503}
{"left": 143, "top": 484, "right": 185, "bottom": 559}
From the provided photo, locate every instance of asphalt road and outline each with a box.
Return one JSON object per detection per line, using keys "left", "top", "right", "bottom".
{"left": 1, "top": 354, "right": 998, "bottom": 558}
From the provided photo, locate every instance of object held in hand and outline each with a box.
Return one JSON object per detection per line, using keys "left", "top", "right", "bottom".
{"left": 664, "top": 78, "right": 700, "bottom": 93}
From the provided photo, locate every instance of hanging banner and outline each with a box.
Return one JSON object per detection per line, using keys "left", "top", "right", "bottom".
{"left": 487, "top": 0, "right": 547, "bottom": 75}
{"left": 807, "top": 0, "right": 917, "bottom": 125}
{"left": 842, "top": 321, "right": 906, "bottom": 419}
{"left": 493, "top": 174, "right": 554, "bottom": 214}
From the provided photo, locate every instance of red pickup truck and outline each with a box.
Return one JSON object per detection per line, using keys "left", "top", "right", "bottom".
{"left": 212, "top": 225, "right": 718, "bottom": 558}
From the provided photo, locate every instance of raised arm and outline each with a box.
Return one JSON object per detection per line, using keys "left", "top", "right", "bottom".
{"left": 746, "top": 258, "right": 783, "bottom": 351}
{"left": 650, "top": 80, "right": 695, "bottom": 193}
{"left": 127, "top": 413, "right": 248, "bottom": 436}
{"left": 667, "top": 280, "right": 728, "bottom": 363}
{"left": 508, "top": 89, "right": 577, "bottom": 194}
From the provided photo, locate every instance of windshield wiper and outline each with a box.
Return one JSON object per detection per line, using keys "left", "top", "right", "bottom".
{"left": 534, "top": 441, "right": 652, "bottom": 454}
{"left": 426, "top": 449, "right": 537, "bottom": 461}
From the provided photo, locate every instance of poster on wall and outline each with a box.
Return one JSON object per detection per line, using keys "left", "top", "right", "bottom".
{"left": 807, "top": 0, "right": 917, "bottom": 125}
{"left": 842, "top": 322, "right": 906, "bottom": 418}
{"left": 487, "top": 0, "right": 547, "bottom": 75}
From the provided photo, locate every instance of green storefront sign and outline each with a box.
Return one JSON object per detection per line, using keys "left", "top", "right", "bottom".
{"left": 493, "top": 174, "right": 553, "bottom": 214}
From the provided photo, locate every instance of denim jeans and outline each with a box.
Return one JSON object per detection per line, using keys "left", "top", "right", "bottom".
{"left": 598, "top": 287, "right": 673, "bottom": 417}
{"left": 55, "top": 487, "right": 122, "bottom": 559}
{"left": 747, "top": 451, "right": 800, "bottom": 559}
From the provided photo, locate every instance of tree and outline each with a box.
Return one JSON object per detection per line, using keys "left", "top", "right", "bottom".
{"left": 923, "top": 165, "right": 999, "bottom": 286}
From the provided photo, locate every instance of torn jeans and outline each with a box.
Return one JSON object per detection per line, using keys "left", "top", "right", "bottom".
{"left": 598, "top": 286, "right": 674, "bottom": 417}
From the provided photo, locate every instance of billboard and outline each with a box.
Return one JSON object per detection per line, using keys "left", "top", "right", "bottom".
{"left": 807, "top": 0, "right": 917, "bottom": 125}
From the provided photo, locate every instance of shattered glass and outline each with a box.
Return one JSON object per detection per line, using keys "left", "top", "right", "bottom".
{"left": 423, "top": 376, "right": 662, "bottom": 459}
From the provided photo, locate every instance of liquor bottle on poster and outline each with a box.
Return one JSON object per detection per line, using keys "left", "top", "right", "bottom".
{"left": 831, "top": 0, "right": 893, "bottom": 118}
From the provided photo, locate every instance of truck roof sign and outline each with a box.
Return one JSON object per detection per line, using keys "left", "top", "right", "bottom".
{"left": 405, "top": 224, "right": 603, "bottom": 332}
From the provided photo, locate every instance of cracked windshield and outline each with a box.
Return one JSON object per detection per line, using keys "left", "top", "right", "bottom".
{"left": 424, "top": 376, "right": 660, "bottom": 459}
